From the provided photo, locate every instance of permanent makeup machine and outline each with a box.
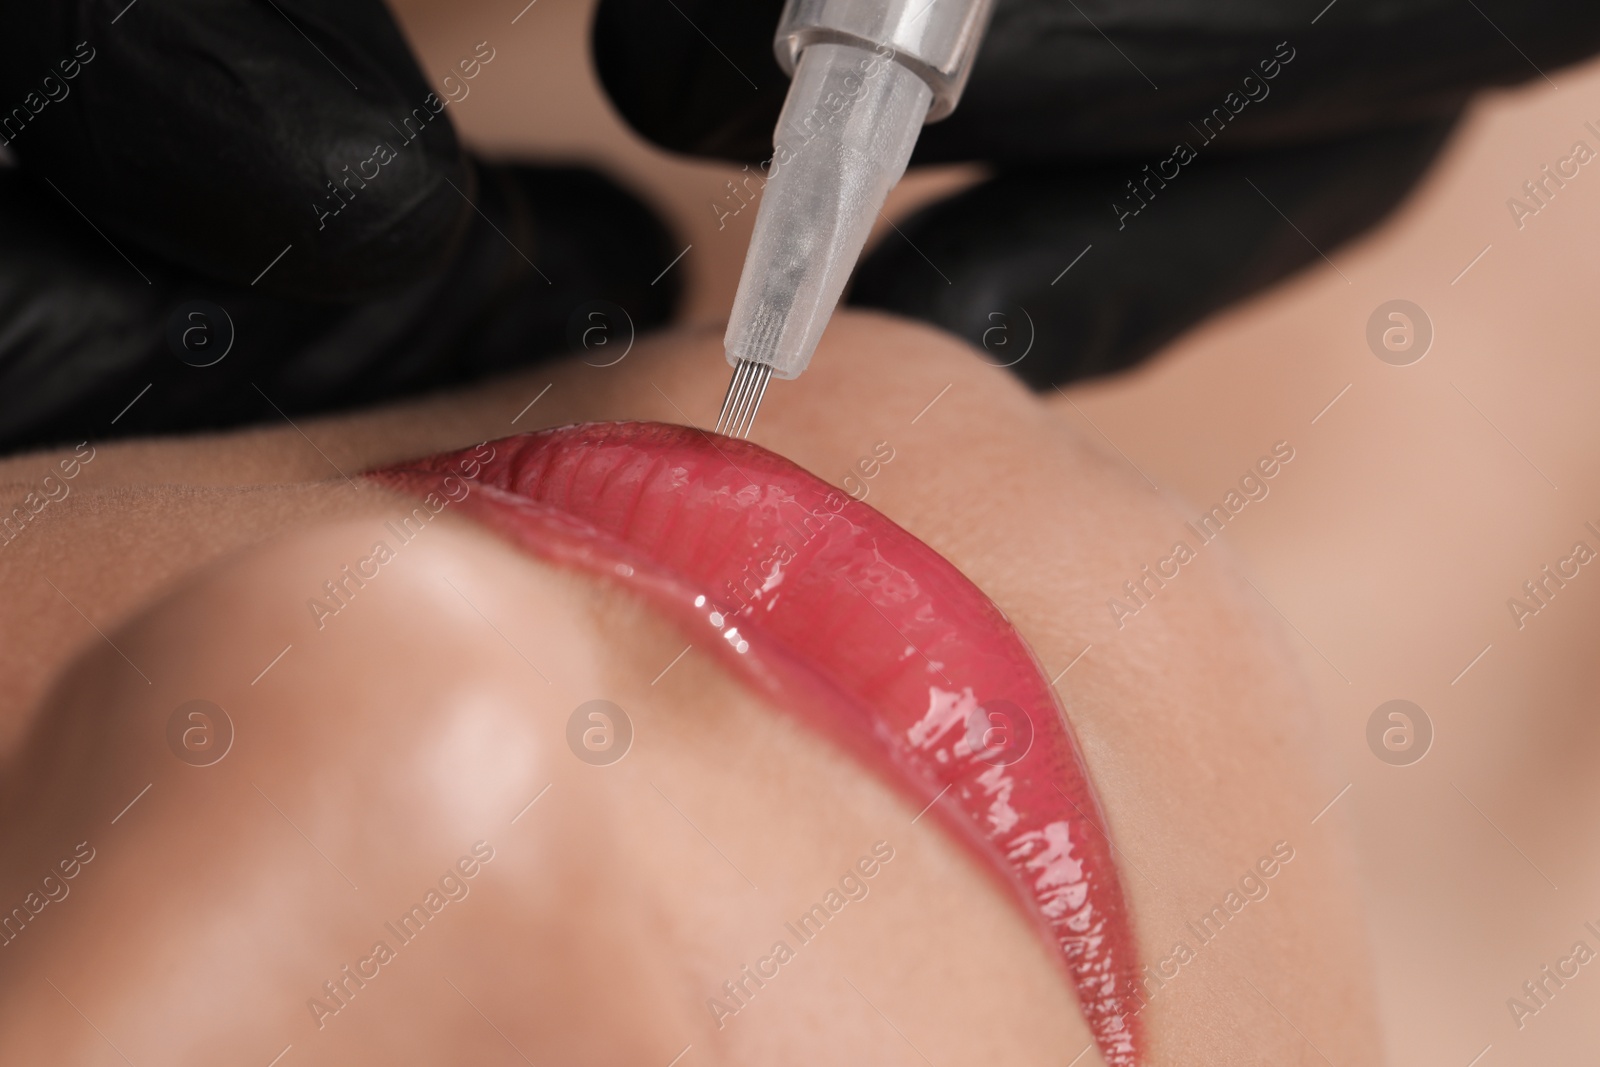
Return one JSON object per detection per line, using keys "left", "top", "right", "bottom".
{"left": 714, "top": 0, "right": 995, "bottom": 437}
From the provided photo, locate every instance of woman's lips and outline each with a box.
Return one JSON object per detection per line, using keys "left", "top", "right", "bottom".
{"left": 369, "top": 422, "right": 1142, "bottom": 1064}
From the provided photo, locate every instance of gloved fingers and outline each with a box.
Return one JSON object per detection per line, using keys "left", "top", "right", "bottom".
{"left": 0, "top": 0, "right": 480, "bottom": 301}
{"left": 0, "top": 160, "right": 681, "bottom": 454}
{"left": 592, "top": 0, "right": 1600, "bottom": 164}
{"left": 592, "top": 0, "right": 788, "bottom": 163}
{"left": 847, "top": 116, "right": 1459, "bottom": 389}
{"left": 920, "top": 3, "right": 1593, "bottom": 164}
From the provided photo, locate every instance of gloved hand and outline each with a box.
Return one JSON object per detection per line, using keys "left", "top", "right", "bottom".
{"left": 593, "top": 0, "right": 1600, "bottom": 388}
{"left": 0, "top": 0, "right": 679, "bottom": 452}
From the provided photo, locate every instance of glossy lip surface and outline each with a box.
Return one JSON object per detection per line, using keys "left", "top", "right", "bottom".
{"left": 369, "top": 421, "right": 1141, "bottom": 1064}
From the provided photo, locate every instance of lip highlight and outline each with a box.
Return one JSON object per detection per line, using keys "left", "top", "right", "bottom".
{"left": 369, "top": 421, "right": 1142, "bottom": 1064}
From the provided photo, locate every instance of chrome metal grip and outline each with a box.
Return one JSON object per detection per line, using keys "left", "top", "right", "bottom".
{"left": 773, "top": 0, "right": 994, "bottom": 121}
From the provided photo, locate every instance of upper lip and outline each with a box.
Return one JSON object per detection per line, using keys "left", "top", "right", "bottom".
{"left": 370, "top": 421, "right": 1143, "bottom": 1064}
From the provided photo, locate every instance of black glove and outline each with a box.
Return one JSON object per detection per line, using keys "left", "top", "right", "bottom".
{"left": 594, "top": 0, "right": 1600, "bottom": 386}
{"left": 0, "top": 0, "right": 680, "bottom": 452}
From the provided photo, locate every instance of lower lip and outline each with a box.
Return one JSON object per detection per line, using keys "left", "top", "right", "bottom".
{"left": 370, "top": 422, "right": 1142, "bottom": 1064}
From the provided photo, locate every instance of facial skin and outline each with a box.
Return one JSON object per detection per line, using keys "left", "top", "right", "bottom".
{"left": 0, "top": 310, "right": 1383, "bottom": 1063}
{"left": 0, "top": 519, "right": 1092, "bottom": 1065}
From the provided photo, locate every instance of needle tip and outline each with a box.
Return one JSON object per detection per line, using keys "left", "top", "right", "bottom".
{"left": 713, "top": 359, "right": 772, "bottom": 439}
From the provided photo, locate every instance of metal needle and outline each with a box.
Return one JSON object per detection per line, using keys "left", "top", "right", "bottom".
{"left": 713, "top": 359, "right": 772, "bottom": 439}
